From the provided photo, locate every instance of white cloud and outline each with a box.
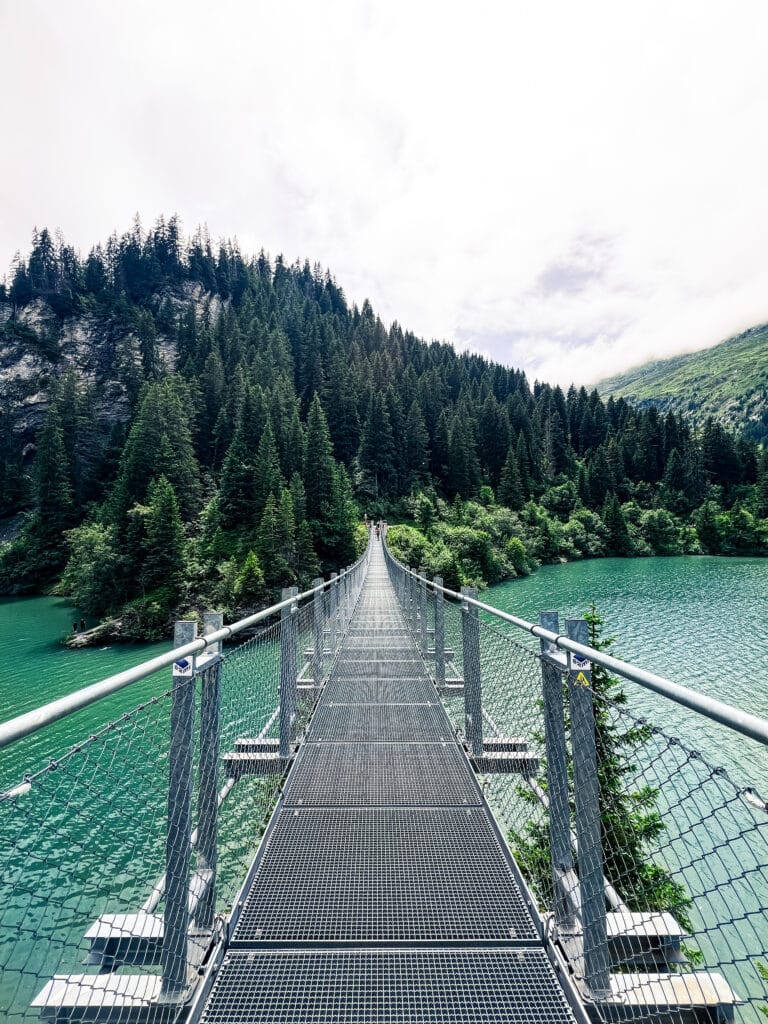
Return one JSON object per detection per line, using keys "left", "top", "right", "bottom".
{"left": 2, "top": 0, "right": 768, "bottom": 386}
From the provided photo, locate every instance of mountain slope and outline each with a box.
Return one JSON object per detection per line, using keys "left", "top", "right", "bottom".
{"left": 598, "top": 324, "right": 768, "bottom": 443}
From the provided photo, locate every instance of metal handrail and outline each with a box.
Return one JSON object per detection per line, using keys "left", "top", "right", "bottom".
{"left": 385, "top": 540, "right": 768, "bottom": 748}
{"left": 0, "top": 548, "right": 370, "bottom": 753}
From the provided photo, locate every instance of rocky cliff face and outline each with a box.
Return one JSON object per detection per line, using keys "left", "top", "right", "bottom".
{"left": 0, "top": 282, "right": 223, "bottom": 450}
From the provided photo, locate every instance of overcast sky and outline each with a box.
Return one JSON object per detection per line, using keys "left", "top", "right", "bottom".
{"left": 1, "top": 1, "right": 767, "bottom": 386}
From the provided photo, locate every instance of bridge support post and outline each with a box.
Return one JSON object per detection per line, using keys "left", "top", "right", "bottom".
{"left": 280, "top": 588, "right": 299, "bottom": 759}
{"left": 566, "top": 617, "right": 610, "bottom": 999}
{"left": 312, "top": 578, "right": 325, "bottom": 687}
{"left": 461, "top": 587, "right": 483, "bottom": 757}
{"left": 418, "top": 567, "right": 428, "bottom": 652}
{"left": 329, "top": 572, "right": 338, "bottom": 653}
{"left": 196, "top": 612, "right": 223, "bottom": 931}
{"left": 410, "top": 571, "right": 418, "bottom": 631}
{"left": 162, "top": 620, "right": 197, "bottom": 998}
{"left": 539, "top": 611, "right": 574, "bottom": 930}
{"left": 434, "top": 576, "right": 445, "bottom": 688}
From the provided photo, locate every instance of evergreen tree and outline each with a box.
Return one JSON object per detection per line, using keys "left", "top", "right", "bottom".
{"left": 515, "top": 433, "right": 533, "bottom": 499}
{"left": 30, "top": 403, "right": 74, "bottom": 558}
{"left": 588, "top": 446, "right": 613, "bottom": 509}
{"left": 325, "top": 463, "right": 360, "bottom": 566}
{"left": 430, "top": 408, "right": 451, "bottom": 483}
{"left": 141, "top": 476, "right": 186, "bottom": 595}
{"left": 278, "top": 487, "right": 297, "bottom": 578}
{"left": 358, "top": 391, "right": 398, "bottom": 500}
{"left": 755, "top": 468, "right": 768, "bottom": 519}
{"left": 234, "top": 550, "right": 265, "bottom": 606}
{"left": 403, "top": 399, "right": 430, "bottom": 492}
{"left": 447, "top": 413, "right": 481, "bottom": 499}
{"left": 110, "top": 378, "right": 201, "bottom": 525}
{"left": 695, "top": 500, "right": 721, "bottom": 554}
{"left": 290, "top": 472, "right": 321, "bottom": 581}
{"left": 138, "top": 311, "right": 159, "bottom": 379}
{"left": 303, "top": 394, "right": 338, "bottom": 560}
{"left": 218, "top": 424, "right": 255, "bottom": 529}
{"left": 253, "top": 419, "right": 283, "bottom": 520}
{"left": 602, "top": 491, "right": 632, "bottom": 555}
{"left": 498, "top": 446, "right": 524, "bottom": 510}
{"left": 256, "top": 493, "right": 289, "bottom": 587}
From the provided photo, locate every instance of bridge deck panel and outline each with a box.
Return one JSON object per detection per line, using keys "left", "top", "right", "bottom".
{"left": 307, "top": 703, "right": 451, "bottom": 742}
{"left": 283, "top": 742, "right": 482, "bottom": 807}
{"left": 199, "top": 949, "right": 576, "bottom": 1024}
{"left": 321, "top": 675, "right": 437, "bottom": 704}
{"left": 230, "top": 807, "right": 538, "bottom": 945}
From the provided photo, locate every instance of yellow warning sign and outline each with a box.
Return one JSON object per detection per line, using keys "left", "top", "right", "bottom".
{"left": 574, "top": 671, "right": 590, "bottom": 688}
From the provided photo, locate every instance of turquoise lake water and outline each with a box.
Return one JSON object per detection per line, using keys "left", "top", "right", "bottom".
{"left": 487, "top": 555, "right": 768, "bottom": 790}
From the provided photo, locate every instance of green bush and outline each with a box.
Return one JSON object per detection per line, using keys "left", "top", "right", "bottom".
{"left": 122, "top": 586, "right": 176, "bottom": 640}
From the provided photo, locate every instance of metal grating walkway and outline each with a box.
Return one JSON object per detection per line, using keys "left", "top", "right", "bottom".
{"left": 199, "top": 538, "right": 580, "bottom": 1023}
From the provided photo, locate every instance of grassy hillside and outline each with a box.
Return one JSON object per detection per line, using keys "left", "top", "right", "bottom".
{"left": 598, "top": 324, "right": 768, "bottom": 443}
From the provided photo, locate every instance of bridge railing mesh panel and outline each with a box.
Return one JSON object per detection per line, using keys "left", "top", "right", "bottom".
{"left": 0, "top": 551, "right": 369, "bottom": 1022}
{"left": 383, "top": 543, "right": 768, "bottom": 1024}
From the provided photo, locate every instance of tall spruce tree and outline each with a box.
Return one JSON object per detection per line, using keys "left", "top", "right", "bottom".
{"left": 141, "top": 475, "right": 186, "bottom": 595}
{"left": 403, "top": 400, "right": 429, "bottom": 492}
{"left": 31, "top": 403, "right": 74, "bottom": 558}
{"left": 253, "top": 419, "right": 283, "bottom": 521}
{"left": 358, "top": 391, "right": 398, "bottom": 500}
{"left": 498, "top": 446, "right": 524, "bottom": 510}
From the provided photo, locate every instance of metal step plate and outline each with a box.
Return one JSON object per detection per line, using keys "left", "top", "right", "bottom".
{"left": 333, "top": 659, "right": 429, "bottom": 679}
{"left": 307, "top": 704, "right": 452, "bottom": 742}
{"left": 322, "top": 675, "right": 437, "bottom": 704}
{"left": 283, "top": 743, "right": 482, "bottom": 807}
{"left": 198, "top": 948, "right": 577, "bottom": 1024}
{"left": 231, "top": 807, "right": 538, "bottom": 944}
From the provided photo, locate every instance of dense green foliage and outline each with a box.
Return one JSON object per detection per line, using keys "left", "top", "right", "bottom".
{"left": 599, "top": 322, "right": 768, "bottom": 445}
{"left": 1, "top": 218, "right": 767, "bottom": 634}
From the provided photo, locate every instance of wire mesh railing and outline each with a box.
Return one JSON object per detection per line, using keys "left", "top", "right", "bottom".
{"left": 384, "top": 535, "right": 768, "bottom": 1024}
{"left": 0, "top": 543, "right": 369, "bottom": 1022}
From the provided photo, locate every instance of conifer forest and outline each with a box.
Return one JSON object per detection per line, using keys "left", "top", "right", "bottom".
{"left": 1, "top": 219, "right": 766, "bottom": 638}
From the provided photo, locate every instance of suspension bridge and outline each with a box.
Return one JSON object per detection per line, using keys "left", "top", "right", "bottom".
{"left": 1, "top": 530, "right": 766, "bottom": 1023}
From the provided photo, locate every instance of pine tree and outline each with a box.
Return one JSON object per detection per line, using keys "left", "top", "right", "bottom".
{"left": 358, "top": 391, "right": 398, "bottom": 500}
{"left": 479, "top": 395, "right": 510, "bottom": 487}
{"left": 325, "top": 463, "right": 360, "bottom": 566}
{"left": 447, "top": 413, "right": 481, "bottom": 499}
{"left": 498, "top": 446, "right": 524, "bottom": 510}
{"left": 278, "top": 487, "right": 297, "bottom": 579}
{"left": 602, "top": 491, "right": 632, "bottom": 555}
{"left": 404, "top": 400, "right": 430, "bottom": 492}
{"left": 138, "top": 311, "right": 159, "bottom": 379}
{"left": 141, "top": 476, "right": 186, "bottom": 595}
{"left": 109, "top": 378, "right": 201, "bottom": 525}
{"left": 515, "top": 433, "right": 533, "bottom": 498}
{"left": 218, "top": 424, "right": 255, "bottom": 530}
{"left": 755, "top": 468, "right": 768, "bottom": 519}
{"left": 695, "top": 500, "right": 721, "bottom": 554}
{"left": 303, "top": 394, "right": 340, "bottom": 562}
{"left": 234, "top": 550, "right": 265, "bottom": 606}
{"left": 588, "top": 446, "right": 613, "bottom": 509}
{"left": 290, "top": 472, "right": 321, "bottom": 581}
{"left": 256, "top": 493, "right": 289, "bottom": 587}
{"left": 253, "top": 419, "right": 283, "bottom": 520}
{"left": 430, "top": 408, "right": 451, "bottom": 484}
{"left": 30, "top": 403, "right": 74, "bottom": 558}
